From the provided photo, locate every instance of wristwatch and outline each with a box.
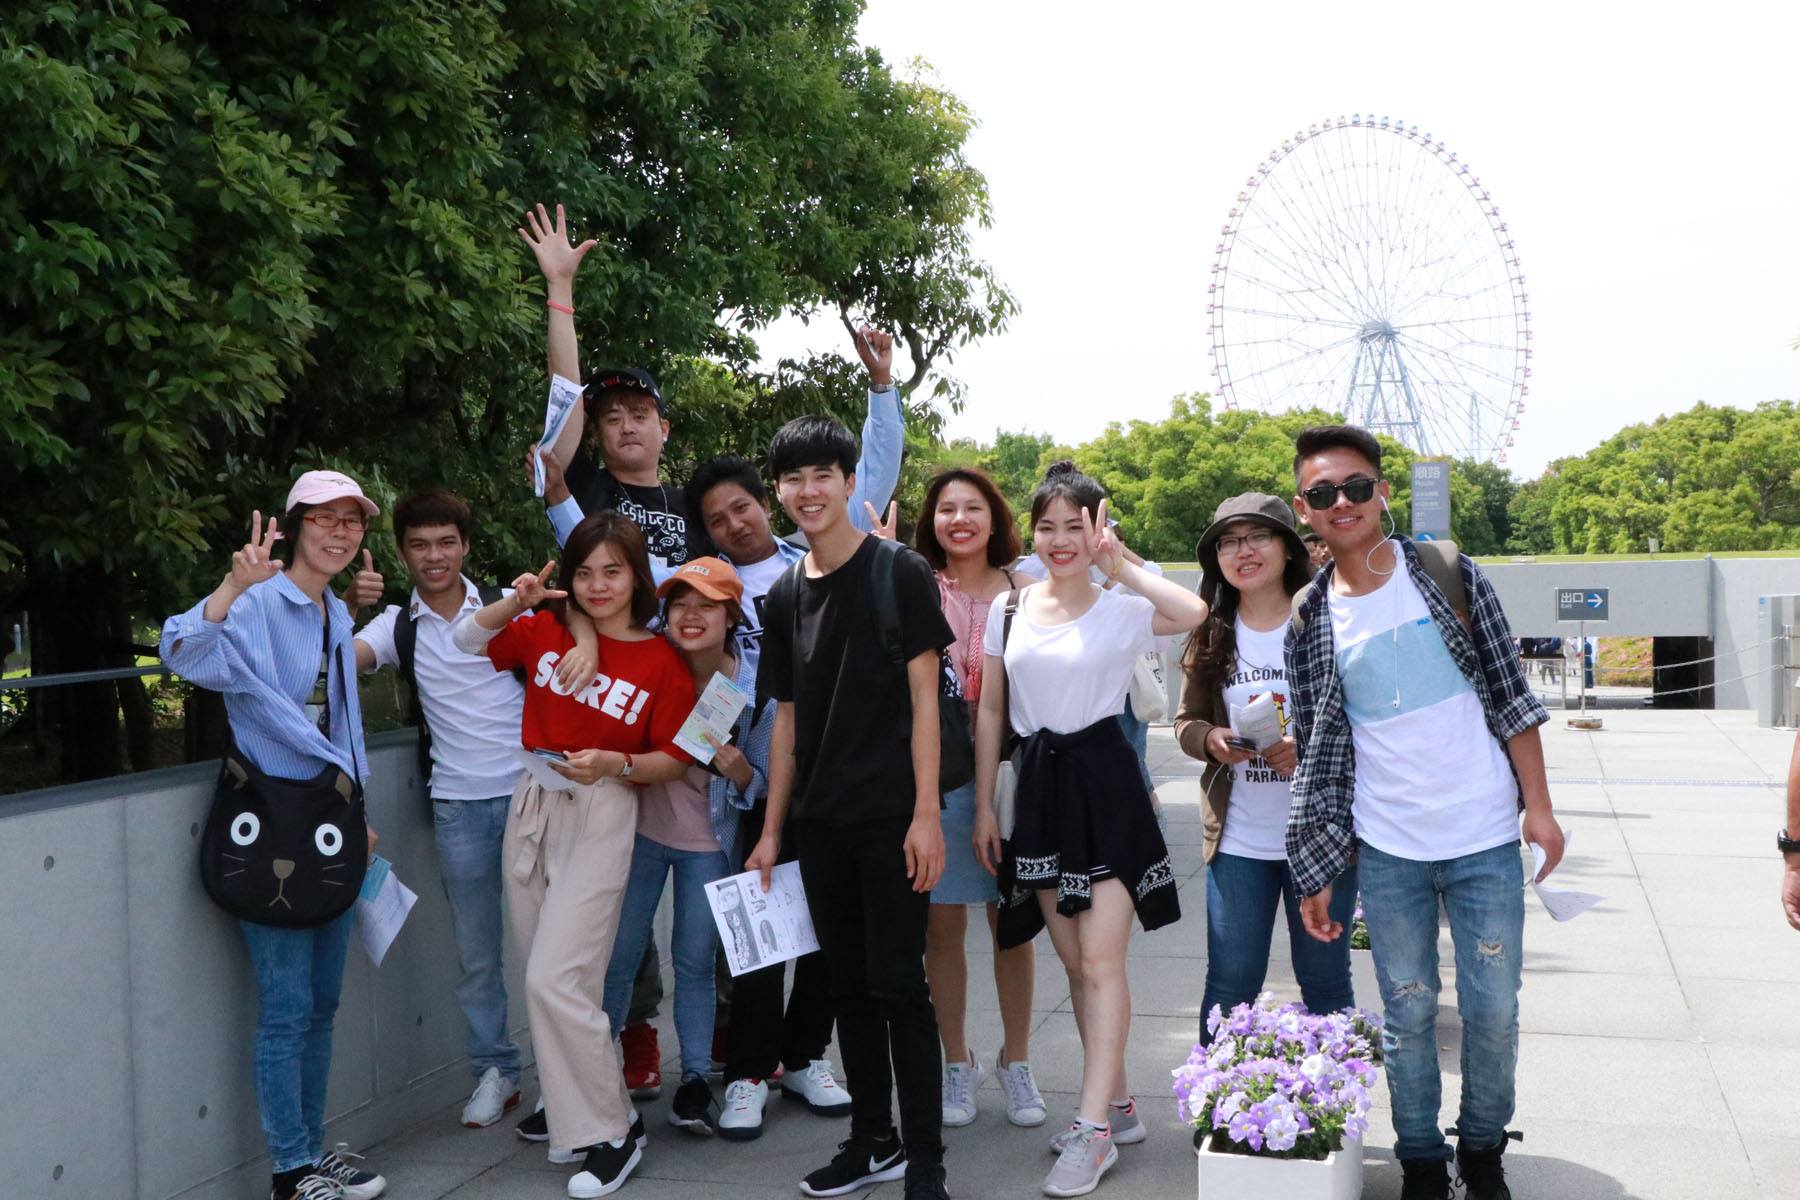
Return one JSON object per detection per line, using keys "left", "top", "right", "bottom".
{"left": 1779, "top": 829, "right": 1800, "bottom": 855}
{"left": 618, "top": 754, "right": 635, "bottom": 780}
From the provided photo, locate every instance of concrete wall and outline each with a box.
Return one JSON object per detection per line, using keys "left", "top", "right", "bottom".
{"left": 0, "top": 733, "right": 532, "bottom": 1200}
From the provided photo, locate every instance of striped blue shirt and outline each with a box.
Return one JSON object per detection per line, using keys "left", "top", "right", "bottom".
{"left": 160, "top": 571, "right": 369, "bottom": 783}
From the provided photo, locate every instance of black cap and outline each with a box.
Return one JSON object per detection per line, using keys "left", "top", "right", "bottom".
{"left": 1194, "top": 492, "right": 1310, "bottom": 592}
{"left": 586, "top": 367, "right": 665, "bottom": 416}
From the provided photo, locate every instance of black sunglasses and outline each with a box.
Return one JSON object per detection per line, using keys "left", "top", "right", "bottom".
{"left": 1301, "top": 476, "right": 1379, "bottom": 510}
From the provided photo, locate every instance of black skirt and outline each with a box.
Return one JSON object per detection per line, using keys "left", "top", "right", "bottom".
{"left": 995, "top": 716, "right": 1180, "bottom": 950}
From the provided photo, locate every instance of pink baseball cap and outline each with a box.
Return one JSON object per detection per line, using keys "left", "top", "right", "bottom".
{"left": 284, "top": 470, "right": 380, "bottom": 517}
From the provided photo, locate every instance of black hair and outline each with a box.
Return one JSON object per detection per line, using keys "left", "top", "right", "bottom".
{"left": 393, "top": 487, "right": 473, "bottom": 546}
{"left": 768, "top": 415, "right": 858, "bottom": 479}
{"left": 1293, "top": 425, "right": 1383, "bottom": 479}
{"left": 275, "top": 502, "right": 313, "bottom": 563}
{"left": 685, "top": 456, "right": 768, "bottom": 534}
{"left": 1027, "top": 460, "right": 1105, "bottom": 527}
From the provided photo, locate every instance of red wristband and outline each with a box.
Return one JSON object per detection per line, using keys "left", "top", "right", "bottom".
{"left": 546, "top": 300, "right": 574, "bottom": 315}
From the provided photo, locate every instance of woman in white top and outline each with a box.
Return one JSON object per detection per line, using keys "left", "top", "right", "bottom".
{"left": 1172, "top": 493, "right": 1357, "bottom": 1046}
{"left": 972, "top": 462, "right": 1206, "bottom": 1198}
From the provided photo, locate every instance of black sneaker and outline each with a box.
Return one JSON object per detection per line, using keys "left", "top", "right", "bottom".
{"left": 551, "top": 1112, "right": 647, "bottom": 1165}
{"left": 271, "top": 1167, "right": 343, "bottom": 1200}
{"left": 800, "top": 1133, "right": 907, "bottom": 1197}
{"left": 567, "top": 1137, "right": 642, "bottom": 1199}
{"left": 518, "top": 1102, "right": 549, "bottom": 1143}
{"left": 903, "top": 1162, "right": 950, "bottom": 1200}
{"left": 1399, "top": 1156, "right": 1452, "bottom": 1200}
{"left": 1455, "top": 1136, "right": 1515, "bottom": 1200}
{"left": 315, "top": 1145, "right": 386, "bottom": 1200}
{"left": 668, "top": 1077, "right": 718, "bottom": 1136}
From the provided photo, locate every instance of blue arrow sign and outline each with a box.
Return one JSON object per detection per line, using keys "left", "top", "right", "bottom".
{"left": 1585, "top": 593, "right": 1603, "bottom": 609}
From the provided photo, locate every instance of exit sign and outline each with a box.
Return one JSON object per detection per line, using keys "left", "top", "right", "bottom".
{"left": 1556, "top": 588, "right": 1609, "bottom": 621}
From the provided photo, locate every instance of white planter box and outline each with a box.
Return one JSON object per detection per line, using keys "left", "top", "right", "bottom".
{"left": 1196, "top": 1132, "right": 1363, "bottom": 1200}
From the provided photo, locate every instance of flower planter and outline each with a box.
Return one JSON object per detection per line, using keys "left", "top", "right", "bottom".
{"left": 1196, "top": 1131, "right": 1363, "bottom": 1200}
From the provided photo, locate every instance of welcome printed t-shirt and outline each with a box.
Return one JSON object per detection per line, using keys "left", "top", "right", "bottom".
{"left": 1217, "top": 617, "right": 1294, "bottom": 861}
{"left": 1328, "top": 568, "right": 1518, "bottom": 862}
{"left": 486, "top": 610, "right": 696, "bottom": 759}
{"left": 565, "top": 456, "right": 692, "bottom": 571}
{"left": 758, "top": 537, "right": 953, "bottom": 824}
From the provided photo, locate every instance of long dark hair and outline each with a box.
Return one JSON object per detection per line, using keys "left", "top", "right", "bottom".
{"left": 914, "top": 468, "right": 1023, "bottom": 570}
{"left": 1181, "top": 529, "right": 1313, "bottom": 692}
{"left": 553, "top": 513, "right": 658, "bottom": 629}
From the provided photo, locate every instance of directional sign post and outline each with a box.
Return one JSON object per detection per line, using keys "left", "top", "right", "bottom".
{"left": 1556, "top": 588, "right": 1609, "bottom": 720}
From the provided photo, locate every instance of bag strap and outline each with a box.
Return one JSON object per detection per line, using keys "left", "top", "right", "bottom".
{"left": 868, "top": 537, "right": 906, "bottom": 667}
{"left": 998, "top": 588, "right": 1021, "bottom": 753}
{"left": 1290, "top": 539, "right": 1467, "bottom": 634}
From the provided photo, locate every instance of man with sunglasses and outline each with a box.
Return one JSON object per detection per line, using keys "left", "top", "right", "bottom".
{"left": 1282, "top": 425, "right": 1564, "bottom": 1200}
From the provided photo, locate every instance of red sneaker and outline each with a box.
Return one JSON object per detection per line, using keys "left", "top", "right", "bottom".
{"left": 621, "top": 1022, "right": 663, "bottom": 1100}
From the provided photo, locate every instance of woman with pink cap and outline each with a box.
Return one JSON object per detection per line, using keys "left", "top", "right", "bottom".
{"left": 160, "top": 469, "right": 390, "bottom": 1200}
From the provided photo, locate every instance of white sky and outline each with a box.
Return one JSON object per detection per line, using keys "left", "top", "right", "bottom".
{"left": 755, "top": 0, "right": 1800, "bottom": 480}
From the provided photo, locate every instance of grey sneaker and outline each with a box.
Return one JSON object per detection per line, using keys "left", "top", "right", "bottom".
{"left": 941, "top": 1051, "right": 986, "bottom": 1127}
{"left": 1047, "top": 1099, "right": 1144, "bottom": 1153}
{"left": 996, "top": 1057, "right": 1047, "bottom": 1127}
{"left": 1043, "top": 1124, "right": 1117, "bottom": 1197}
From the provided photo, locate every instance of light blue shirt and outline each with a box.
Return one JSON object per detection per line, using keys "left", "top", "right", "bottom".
{"left": 160, "top": 572, "right": 369, "bottom": 783}
{"left": 707, "top": 650, "right": 773, "bottom": 867}
{"left": 546, "top": 384, "right": 905, "bottom": 553}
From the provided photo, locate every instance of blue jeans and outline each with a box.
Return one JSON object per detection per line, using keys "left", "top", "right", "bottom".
{"left": 1358, "top": 839, "right": 1524, "bottom": 1161}
{"left": 240, "top": 910, "right": 354, "bottom": 1173}
{"left": 1200, "top": 852, "right": 1357, "bottom": 1042}
{"left": 603, "top": 835, "right": 729, "bottom": 1081}
{"left": 434, "top": 796, "right": 522, "bottom": 1081}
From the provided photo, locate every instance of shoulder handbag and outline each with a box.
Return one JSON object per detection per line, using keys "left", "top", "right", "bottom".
{"left": 199, "top": 618, "right": 369, "bottom": 927}
{"left": 993, "top": 588, "right": 1023, "bottom": 839}
{"left": 1127, "top": 648, "right": 1170, "bottom": 722}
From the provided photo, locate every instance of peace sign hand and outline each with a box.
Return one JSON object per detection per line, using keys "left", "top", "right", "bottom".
{"left": 228, "top": 510, "right": 283, "bottom": 592}
{"left": 865, "top": 500, "right": 899, "bottom": 541}
{"left": 1082, "top": 497, "right": 1124, "bottom": 577}
{"left": 510, "top": 560, "right": 567, "bottom": 610}
{"left": 517, "top": 202, "right": 597, "bottom": 284}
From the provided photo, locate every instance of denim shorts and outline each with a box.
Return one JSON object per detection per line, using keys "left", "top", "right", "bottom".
{"left": 931, "top": 780, "right": 1001, "bottom": 906}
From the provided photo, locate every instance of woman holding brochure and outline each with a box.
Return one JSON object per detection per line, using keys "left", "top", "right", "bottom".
{"left": 1172, "top": 493, "right": 1357, "bottom": 1044}
{"left": 452, "top": 512, "right": 695, "bottom": 1200}
{"left": 602, "top": 557, "right": 760, "bottom": 1139}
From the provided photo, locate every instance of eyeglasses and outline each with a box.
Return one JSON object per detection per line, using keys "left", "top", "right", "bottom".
{"left": 1216, "top": 529, "right": 1278, "bottom": 557}
{"left": 1301, "top": 476, "right": 1379, "bottom": 510}
{"left": 303, "top": 511, "right": 368, "bottom": 532}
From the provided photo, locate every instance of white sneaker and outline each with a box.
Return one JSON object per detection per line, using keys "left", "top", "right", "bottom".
{"left": 461, "top": 1067, "right": 521, "bottom": 1129}
{"left": 719, "top": 1078, "right": 769, "bottom": 1141}
{"left": 996, "top": 1056, "right": 1047, "bottom": 1127}
{"left": 941, "top": 1051, "right": 986, "bottom": 1127}
{"left": 1048, "top": 1099, "right": 1145, "bottom": 1153}
{"left": 1043, "top": 1124, "right": 1117, "bottom": 1197}
{"left": 781, "top": 1059, "right": 853, "bottom": 1116}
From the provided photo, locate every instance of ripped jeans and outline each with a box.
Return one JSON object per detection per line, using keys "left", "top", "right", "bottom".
{"left": 1357, "top": 838, "right": 1524, "bottom": 1162}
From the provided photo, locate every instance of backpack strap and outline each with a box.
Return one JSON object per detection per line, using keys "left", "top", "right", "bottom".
{"left": 393, "top": 602, "right": 432, "bottom": 787}
{"left": 1290, "top": 539, "right": 1468, "bottom": 634}
{"left": 868, "top": 537, "right": 906, "bottom": 667}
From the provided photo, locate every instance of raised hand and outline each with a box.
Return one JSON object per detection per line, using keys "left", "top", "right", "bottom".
{"left": 510, "top": 560, "right": 567, "bottom": 610}
{"left": 343, "top": 550, "right": 384, "bottom": 612}
{"left": 864, "top": 500, "right": 899, "bottom": 541}
{"left": 853, "top": 324, "right": 895, "bottom": 387}
{"left": 517, "top": 202, "right": 597, "bottom": 284}
{"left": 1082, "top": 497, "right": 1124, "bottom": 577}
{"left": 228, "top": 510, "right": 283, "bottom": 591}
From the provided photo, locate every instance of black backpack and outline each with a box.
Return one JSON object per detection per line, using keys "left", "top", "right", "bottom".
{"left": 769, "top": 539, "right": 975, "bottom": 796}
{"left": 395, "top": 584, "right": 516, "bottom": 811}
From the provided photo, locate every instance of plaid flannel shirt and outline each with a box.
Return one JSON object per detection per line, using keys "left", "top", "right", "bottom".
{"left": 1282, "top": 537, "right": 1548, "bottom": 897}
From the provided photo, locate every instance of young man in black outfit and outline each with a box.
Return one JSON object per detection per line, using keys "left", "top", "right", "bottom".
{"left": 746, "top": 416, "right": 953, "bottom": 1200}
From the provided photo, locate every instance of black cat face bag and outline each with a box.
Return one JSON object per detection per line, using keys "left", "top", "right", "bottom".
{"left": 198, "top": 625, "right": 368, "bottom": 927}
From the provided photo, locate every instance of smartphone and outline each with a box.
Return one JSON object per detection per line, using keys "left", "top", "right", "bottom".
{"left": 529, "top": 747, "right": 568, "bottom": 763}
{"left": 1225, "top": 736, "right": 1257, "bottom": 753}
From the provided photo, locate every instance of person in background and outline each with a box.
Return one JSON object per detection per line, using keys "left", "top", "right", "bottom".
{"left": 1301, "top": 529, "right": 1332, "bottom": 571}
{"left": 452, "top": 513, "right": 697, "bottom": 1200}
{"left": 160, "top": 471, "right": 389, "bottom": 1200}
{"left": 899, "top": 468, "right": 1046, "bottom": 1130}
{"left": 1174, "top": 493, "right": 1355, "bottom": 1042}
{"left": 974, "top": 462, "right": 1206, "bottom": 1198}
{"left": 1781, "top": 719, "right": 1800, "bottom": 930}
{"left": 1284, "top": 424, "right": 1563, "bottom": 1200}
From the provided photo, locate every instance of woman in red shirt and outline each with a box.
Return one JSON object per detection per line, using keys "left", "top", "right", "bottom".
{"left": 453, "top": 512, "right": 696, "bottom": 1200}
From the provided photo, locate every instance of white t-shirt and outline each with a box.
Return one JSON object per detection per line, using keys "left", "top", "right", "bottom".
{"left": 730, "top": 549, "right": 793, "bottom": 680}
{"left": 982, "top": 585, "right": 1157, "bottom": 736}
{"left": 1217, "top": 617, "right": 1294, "bottom": 861}
{"left": 1328, "top": 565, "right": 1519, "bottom": 862}
{"left": 355, "top": 579, "right": 526, "bottom": 800}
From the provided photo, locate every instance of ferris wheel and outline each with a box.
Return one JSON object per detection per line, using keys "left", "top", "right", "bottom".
{"left": 1206, "top": 115, "right": 1530, "bottom": 463}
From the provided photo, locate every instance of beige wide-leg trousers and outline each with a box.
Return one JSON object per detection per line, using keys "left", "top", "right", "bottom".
{"left": 503, "top": 773, "right": 637, "bottom": 1153}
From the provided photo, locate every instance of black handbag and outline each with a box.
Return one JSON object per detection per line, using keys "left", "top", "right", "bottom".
{"left": 198, "top": 620, "right": 368, "bottom": 927}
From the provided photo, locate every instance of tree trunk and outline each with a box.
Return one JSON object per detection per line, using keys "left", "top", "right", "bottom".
{"left": 34, "top": 570, "right": 127, "bottom": 781}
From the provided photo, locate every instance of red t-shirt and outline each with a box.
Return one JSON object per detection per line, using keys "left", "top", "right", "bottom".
{"left": 487, "top": 611, "right": 696, "bottom": 760}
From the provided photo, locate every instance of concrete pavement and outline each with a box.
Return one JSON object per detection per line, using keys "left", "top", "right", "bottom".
{"left": 360, "top": 711, "right": 1800, "bottom": 1200}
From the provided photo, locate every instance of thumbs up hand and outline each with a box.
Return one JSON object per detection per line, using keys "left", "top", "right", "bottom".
{"left": 343, "top": 549, "right": 385, "bottom": 613}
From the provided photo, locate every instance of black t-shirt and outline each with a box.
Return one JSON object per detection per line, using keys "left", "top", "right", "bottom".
{"left": 565, "top": 454, "right": 692, "bottom": 568}
{"left": 759, "top": 536, "right": 953, "bottom": 825}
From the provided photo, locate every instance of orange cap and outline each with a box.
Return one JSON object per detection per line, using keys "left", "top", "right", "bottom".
{"left": 654, "top": 556, "right": 744, "bottom": 605}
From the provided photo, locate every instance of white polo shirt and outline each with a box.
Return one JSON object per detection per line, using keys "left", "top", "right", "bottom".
{"left": 355, "top": 578, "right": 526, "bottom": 801}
